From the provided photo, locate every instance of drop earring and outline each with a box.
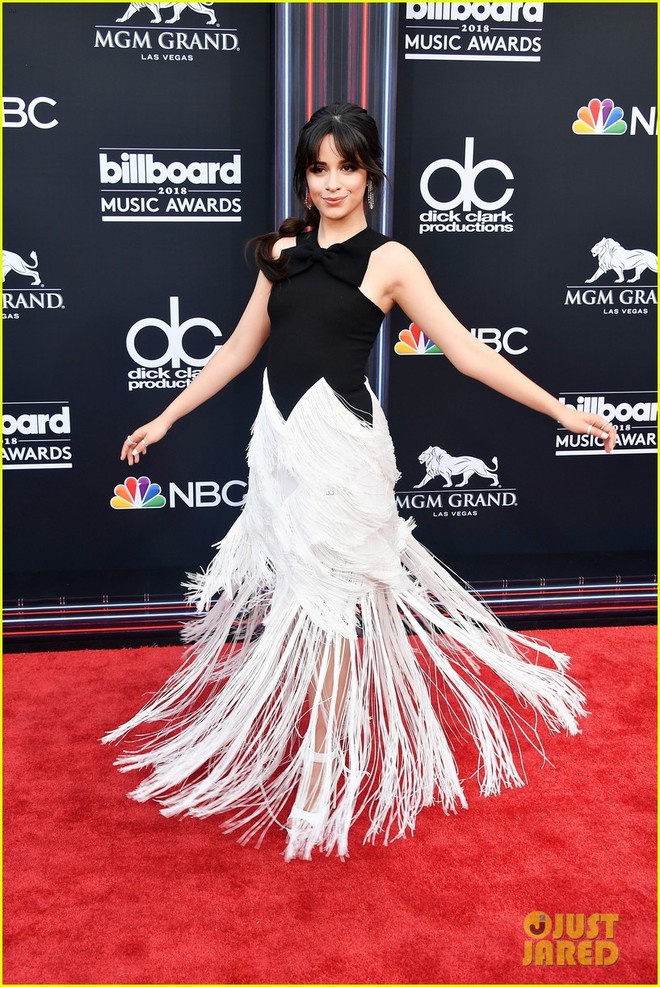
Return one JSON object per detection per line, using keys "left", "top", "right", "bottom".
{"left": 305, "top": 189, "right": 313, "bottom": 210}
{"left": 367, "top": 179, "right": 375, "bottom": 211}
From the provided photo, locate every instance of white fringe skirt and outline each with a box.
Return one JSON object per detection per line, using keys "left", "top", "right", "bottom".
{"left": 101, "top": 370, "right": 588, "bottom": 861}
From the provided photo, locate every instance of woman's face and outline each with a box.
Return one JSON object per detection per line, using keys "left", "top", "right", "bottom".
{"left": 305, "top": 133, "right": 368, "bottom": 223}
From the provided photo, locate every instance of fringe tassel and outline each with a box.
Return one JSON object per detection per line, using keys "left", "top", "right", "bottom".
{"left": 100, "top": 371, "right": 589, "bottom": 861}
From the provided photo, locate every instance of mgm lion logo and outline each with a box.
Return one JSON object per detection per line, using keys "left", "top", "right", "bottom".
{"left": 116, "top": 3, "right": 218, "bottom": 25}
{"left": 2, "top": 250, "right": 42, "bottom": 286}
{"left": 586, "top": 237, "right": 658, "bottom": 284}
{"left": 415, "top": 447, "right": 500, "bottom": 489}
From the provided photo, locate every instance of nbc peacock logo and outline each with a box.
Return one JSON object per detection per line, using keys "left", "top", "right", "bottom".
{"left": 572, "top": 98, "right": 627, "bottom": 135}
{"left": 395, "top": 323, "right": 441, "bottom": 355}
{"left": 111, "top": 475, "right": 166, "bottom": 509}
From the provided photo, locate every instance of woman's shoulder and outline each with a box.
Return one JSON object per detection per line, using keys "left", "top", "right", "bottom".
{"left": 271, "top": 235, "right": 298, "bottom": 260}
{"left": 371, "top": 237, "right": 418, "bottom": 267}
{"left": 368, "top": 238, "right": 428, "bottom": 293}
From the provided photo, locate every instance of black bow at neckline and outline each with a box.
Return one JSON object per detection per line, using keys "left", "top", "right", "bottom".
{"left": 282, "top": 226, "right": 372, "bottom": 288}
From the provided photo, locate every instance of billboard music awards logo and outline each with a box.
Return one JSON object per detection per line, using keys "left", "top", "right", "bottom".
{"left": 404, "top": 3, "right": 544, "bottom": 63}
{"left": 571, "top": 97, "right": 657, "bottom": 136}
{"left": 99, "top": 148, "right": 242, "bottom": 221}
{"left": 94, "top": 3, "right": 239, "bottom": 61}
{"left": 2, "top": 247, "right": 65, "bottom": 319}
{"left": 395, "top": 322, "right": 528, "bottom": 356}
{"left": 396, "top": 445, "right": 517, "bottom": 517}
{"left": 556, "top": 391, "right": 657, "bottom": 455}
{"left": 125, "top": 296, "right": 223, "bottom": 391}
{"left": 564, "top": 238, "right": 657, "bottom": 316}
{"left": 418, "top": 138, "right": 514, "bottom": 234}
{"left": 3, "top": 402, "right": 72, "bottom": 470}
{"left": 110, "top": 474, "right": 247, "bottom": 509}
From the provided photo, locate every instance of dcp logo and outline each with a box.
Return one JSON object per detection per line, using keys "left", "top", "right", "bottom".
{"left": 127, "top": 296, "right": 222, "bottom": 368}
{"left": 3, "top": 97, "right": 58, "bottom": 129}
{"left": 420, "top": 137, "right": 514, "bottom": 211}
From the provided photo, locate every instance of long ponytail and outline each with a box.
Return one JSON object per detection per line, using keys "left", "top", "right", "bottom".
{"left": 250, "top": 212, "right": 314, "bottom": 283}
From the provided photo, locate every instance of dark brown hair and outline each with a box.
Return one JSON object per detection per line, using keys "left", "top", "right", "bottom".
{"left": 252, "top": 102, "right": 386, "bottom": 283}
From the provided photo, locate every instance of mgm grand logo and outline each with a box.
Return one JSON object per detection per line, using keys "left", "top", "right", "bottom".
{"left": 2, "top": 248, "right": 64, "bottom": 319}
{"left": 94, "top": 3, "right": 239, "bottom": 59}
{"left": 395, "top": 445, "right": 518, "bottom": 517}
{"left": 565, "top": 237, "right": 657, "bottom": 316}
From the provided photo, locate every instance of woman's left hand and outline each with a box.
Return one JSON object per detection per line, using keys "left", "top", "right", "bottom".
{"left": 556, "top": 407, "right": 618, "bottom": 454}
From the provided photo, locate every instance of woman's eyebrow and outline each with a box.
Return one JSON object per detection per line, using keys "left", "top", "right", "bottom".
{"left": 312, "top": 158, "right": 354, "bottom": 165}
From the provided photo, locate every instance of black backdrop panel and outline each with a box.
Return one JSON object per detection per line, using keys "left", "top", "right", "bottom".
{"left": 3, "top": 2, "right": 274, "bottom": 587}
{"left": 390, "top": 2, "right": 657, "bottom": 573}
{"left": 2, "top": 2, "right": 656, "bottom": 621}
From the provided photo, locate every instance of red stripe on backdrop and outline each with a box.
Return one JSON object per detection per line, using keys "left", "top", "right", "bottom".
{"left": 2, "top": 626, "right": 657, "bottom": 984}
{"left": 360, "top": 3, "right": 369, "bottom": 108}
{"left": 306, "top": 3, "right": 314, "bottom": 120}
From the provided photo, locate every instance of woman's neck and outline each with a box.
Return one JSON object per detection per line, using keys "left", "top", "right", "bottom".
{"left": 316, "top": 215, "right": 368, "bottom": 248}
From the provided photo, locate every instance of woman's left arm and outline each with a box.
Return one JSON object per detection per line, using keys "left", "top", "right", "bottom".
{"left": 385, "top": 243, "right": 617, "bottom": 453}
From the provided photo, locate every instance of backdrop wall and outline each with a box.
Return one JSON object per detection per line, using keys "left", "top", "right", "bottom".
{"left": 3, "top": 2, "right": 656, "bottom": 641}
{"left": 4, "top": 1, "right": 274, "bottom": 594}
{"left": 388, "top": 1, "right": 657, "bottom": 578}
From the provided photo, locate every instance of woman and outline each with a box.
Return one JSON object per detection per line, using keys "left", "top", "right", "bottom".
{"left": 101, "top": 103, "right": 616, "bottom": 862}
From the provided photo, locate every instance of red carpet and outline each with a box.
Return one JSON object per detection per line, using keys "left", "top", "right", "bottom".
{"left": 3, "top": 626, "right": 656, "bottom": 985}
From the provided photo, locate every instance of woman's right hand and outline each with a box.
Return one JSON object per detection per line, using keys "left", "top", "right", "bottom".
{"left": 121, "top": 416, "right": 172, "bottom": 466}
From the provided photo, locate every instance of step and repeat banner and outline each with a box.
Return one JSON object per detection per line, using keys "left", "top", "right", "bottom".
{"left": 388, "top": 1, "right": 656, "bottom": 572}
{"left": 3, "top": 2, "right": 274, "bottom": 596}
{"left": 3, "top": 2, "right": 657, "bottom": 617}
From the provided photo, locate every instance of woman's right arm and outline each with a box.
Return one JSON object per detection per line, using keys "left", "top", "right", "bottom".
{"left": 122, "top": 270, "right": 272, "bottom": 465}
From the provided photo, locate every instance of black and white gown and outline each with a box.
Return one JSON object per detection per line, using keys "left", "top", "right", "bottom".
{"left": 101, "top": 225, "right": 588, "bottom": 861}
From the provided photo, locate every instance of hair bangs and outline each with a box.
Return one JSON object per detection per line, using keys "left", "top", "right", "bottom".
{"left": 311, "top": 120, "right": 369, "bottom": 169}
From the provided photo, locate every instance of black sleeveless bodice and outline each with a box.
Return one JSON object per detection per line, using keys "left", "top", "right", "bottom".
{"left": 266, "top": 225, "right": 390, "bottom": 425}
